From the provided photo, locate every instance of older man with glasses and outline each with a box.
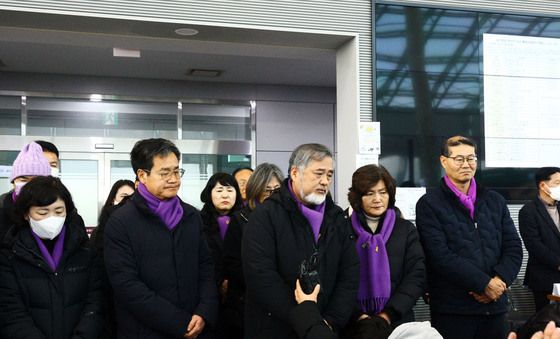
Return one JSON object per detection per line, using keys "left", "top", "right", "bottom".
{"left": 415, "top": 135, "right": 522, "bottom": 339}
{"left": 104, "top": 138, "right": 218, "bottom": 339}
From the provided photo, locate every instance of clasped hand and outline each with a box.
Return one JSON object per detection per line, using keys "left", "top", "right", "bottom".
{"left": 469, "top": 276, "right": 507, "bottom": 304}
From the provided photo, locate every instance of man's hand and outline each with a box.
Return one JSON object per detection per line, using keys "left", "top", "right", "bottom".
{"left": 184, "top": 314, "right": 205, "bottom": 339}
{"left": 484, "top": 276, "right": 507, "bottom": 300}
{"left": 508, "top": 321, "right": 560, "bottom": 339}
{"left": 294, "top": 279, "right": 320, "bottom": 304}
{"left": 358, "top": 314, "right": 371, "bottom": 321}
{"left": 469, "top": 291, "right": 493, "bottom": 304}
{"left": 377, "top": 312, "right": 391, "bottom": 325}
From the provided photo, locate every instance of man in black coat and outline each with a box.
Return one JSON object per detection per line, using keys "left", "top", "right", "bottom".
{"left": 415, "top": 136, "right": 522, "bottom": 339}
{"left": 242, "top": 143, "right": 360, "bottom": 339}
{"left": 519, "top": 167, "right": 560, "bottom": 312}
{"left": 104, "top": 138, "right": 218, "bottom": 339}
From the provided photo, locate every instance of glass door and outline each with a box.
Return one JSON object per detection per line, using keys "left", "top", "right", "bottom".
{"left": 59, "top": 153, "right": 103, "bottom": 227}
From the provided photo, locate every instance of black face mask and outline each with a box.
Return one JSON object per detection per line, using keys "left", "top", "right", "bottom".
{"left": 298, "top": 251, "right": 321, "bottom": 294}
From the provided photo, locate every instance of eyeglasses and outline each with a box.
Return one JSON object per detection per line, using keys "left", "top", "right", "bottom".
{"left": 445, "top": 155, "right": 477, "bottom": 166}
{"left": 143, "top": 168, "right": 185, "bottom": 180}
{"left": 263, "top": 186, "right": 281, "bottom": 196}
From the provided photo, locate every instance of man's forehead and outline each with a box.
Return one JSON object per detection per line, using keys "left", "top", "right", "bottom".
{"left": 152, "top": 154, "right": 179, "bottom": 167}
{"left": 305, "top": 157, "right": 334, "bottom": 170}
{"left": 448, "top": 144, "right": 476, "bottom": 155}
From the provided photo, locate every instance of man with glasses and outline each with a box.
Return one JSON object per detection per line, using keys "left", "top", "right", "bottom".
{"left": 242, "top": 143, "right": 359, "bottom": 339}
{"left": 104, "top": 138, "right": 218, "bottom": 339}
{"left": 415, "top": 135, "right": 522, "bottom": 339}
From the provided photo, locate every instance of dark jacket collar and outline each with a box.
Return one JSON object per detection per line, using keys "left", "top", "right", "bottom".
{"left": 3, "top": 209, "right": 89, "bottom": 270}
{"left": 438, "top": 177, "right": 487, "bottom": 219}
{"left": 532, "top": 195, "right": 560, "bottom": 238}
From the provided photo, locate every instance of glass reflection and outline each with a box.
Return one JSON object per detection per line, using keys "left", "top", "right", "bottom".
{"left": 375, "top": 4, "right": 553, "bottom": 200}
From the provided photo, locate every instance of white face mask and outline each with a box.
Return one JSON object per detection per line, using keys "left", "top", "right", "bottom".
{"left": 50, "top": 167, "right": 60, "bottom": 178}
{"left": 29, "top": 215, "right": 65, "bottom": 240}
{"left": 14, "top": 182, "right": 27, "bottom": 196}
{"left": 547, "top": 184, "right": 560, "bottom": 201}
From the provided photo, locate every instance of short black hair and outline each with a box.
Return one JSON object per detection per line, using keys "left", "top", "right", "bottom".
{"left": 34, "top": 140, "right": 59, "bottom": 158}
{"left": 535, "top": 167, "right": 560, "bottom": 188}
{"left": 200, "top": 172, "right": 242, "bottom": 214}
{"left": 14, "top": 176, "right": 75, "bottom": 228}
{"left": 130, "top": 138, "right": 180, "bottom": 175}
{"left": 232, "top": 167, "right": 253, "bottom": 177}
{"left": 441, "top": 135, "right": 477, "bottom": 157}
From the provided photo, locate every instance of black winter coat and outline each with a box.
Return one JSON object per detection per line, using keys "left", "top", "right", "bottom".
{"left": 347, "top": 211, "right": 425, "bottom": 326}
{"left": 0, "top": 191, "right": 15, "bottom": 243}
{"left": 0, "top": 210, "right": 104, "bottom": 339}
{"left": 519, "top": 197, "right": 560, "bottom": 291}
{"left": 289, "top": 301, "right": 337, "bottom": 339}
{"left": 104, "top": 193, "right": 218, "bottom": 339}
{"left": 242, "top": 180, "right": 360, "bottom": 339}
{"left": 200, "top": 206, "right": 231, "bottom": 287}
{"left": 220, "top": 205, "right": 253, "bottom": 331}
{"left": 415, "top": 179, "right": 523, "bottom": 315}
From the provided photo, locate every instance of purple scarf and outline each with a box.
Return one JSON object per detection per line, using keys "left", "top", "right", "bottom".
{"left": 137, "top": 182, "right": 184, "bottom": 230}
{"left": 444, "top": 176, "right": 477, "bottom": 220}
{"left": 217, "top": 215, "right": 231, "bottom": 240}
{"left": 288, "top": 180, "right": 326, "bottom": 243}
{"left": 31, "top": 225, "right": 66, "bottom": 272}
{"left": 351, "top": 208, "right": 395, "bottom": 314}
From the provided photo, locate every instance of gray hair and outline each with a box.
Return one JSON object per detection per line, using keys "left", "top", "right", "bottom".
{"left": 288, "top": 143, "right": 333, "bottom": 178}
{"left": 246, "top": 163, "right": 284, "bottom": 209}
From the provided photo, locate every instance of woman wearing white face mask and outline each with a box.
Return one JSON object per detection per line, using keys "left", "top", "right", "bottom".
{"left": 0, "top": 176, "right": 104, "bottom": 339}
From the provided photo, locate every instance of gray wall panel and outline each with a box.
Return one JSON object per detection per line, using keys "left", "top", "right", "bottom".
{"left": 1, "top": 0, "right": 372, "bottom": 121}
{"left": 255, "top": 151, "right": 291, "bottom": 176}
{"left": 0, "top": 72, "right": 335, "bottom": 104}
{"left": 256, "top": 101, "right": 334, "bottom": 152}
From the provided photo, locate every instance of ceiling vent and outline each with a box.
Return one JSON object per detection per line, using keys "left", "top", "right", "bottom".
{"left": 186, "top": 69, "right": 222, "bottom": 78}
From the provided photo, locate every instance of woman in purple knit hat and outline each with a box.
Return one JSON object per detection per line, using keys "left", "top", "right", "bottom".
{"left": 0, "top": 141, "right": 52, "bottom": 241}
{"left": 0, "top": 176, "right": 104, "bottom": 339}
{"left": 342, "top": 165, "right": 426, "bottom": 339}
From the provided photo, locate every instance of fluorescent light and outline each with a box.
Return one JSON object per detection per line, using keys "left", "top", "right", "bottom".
{"left": 113, "top": 48, "right": 141, "bottom": 58}
{"left": 90, "top": 94, "right": 102, "bottom": 102}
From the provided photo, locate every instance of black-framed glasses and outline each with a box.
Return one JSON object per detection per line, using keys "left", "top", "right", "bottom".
{"left": 445, "top": 155, "right": 477, "bottom": 166}
{"left": 143, "top": 168, "right": 185, "bottom": 180}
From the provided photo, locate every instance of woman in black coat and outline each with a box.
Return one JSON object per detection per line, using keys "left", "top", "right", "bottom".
{"left": 222, "top": 163, "right": 284, "bottom": 338}
{"left": 200, "top": 172, "right": 243, "bottom": 338}
{"left": 342, "top": 165, "right": 426, "bottom": 339}
{"left": 0, "top": 176, "right": 104, "bottom": 339}
{"left": 90, "top": 179, "right": 135, "bottom": 339}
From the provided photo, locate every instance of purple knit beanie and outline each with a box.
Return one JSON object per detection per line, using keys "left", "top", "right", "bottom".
{"left": 10, "top": 142, "right": 51, "bottom": 182}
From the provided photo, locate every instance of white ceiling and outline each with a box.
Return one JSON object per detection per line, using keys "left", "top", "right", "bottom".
{"left": 0, "top": 10, "right": 349, "bottom": 87}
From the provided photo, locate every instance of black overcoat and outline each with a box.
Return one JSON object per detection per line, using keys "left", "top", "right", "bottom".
{"left": 104, "top": 193, "right": 218, "bottom": 339}
{"left": 0, "top": 210, "right": 104, "bottom": 339}
{"left": 242, "top": 180, "right": 359, "bottom": 339}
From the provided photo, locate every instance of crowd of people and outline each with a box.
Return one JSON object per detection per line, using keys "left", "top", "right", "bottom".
{"left": 0, "top": 136, "right": 558, "bottom": 339}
